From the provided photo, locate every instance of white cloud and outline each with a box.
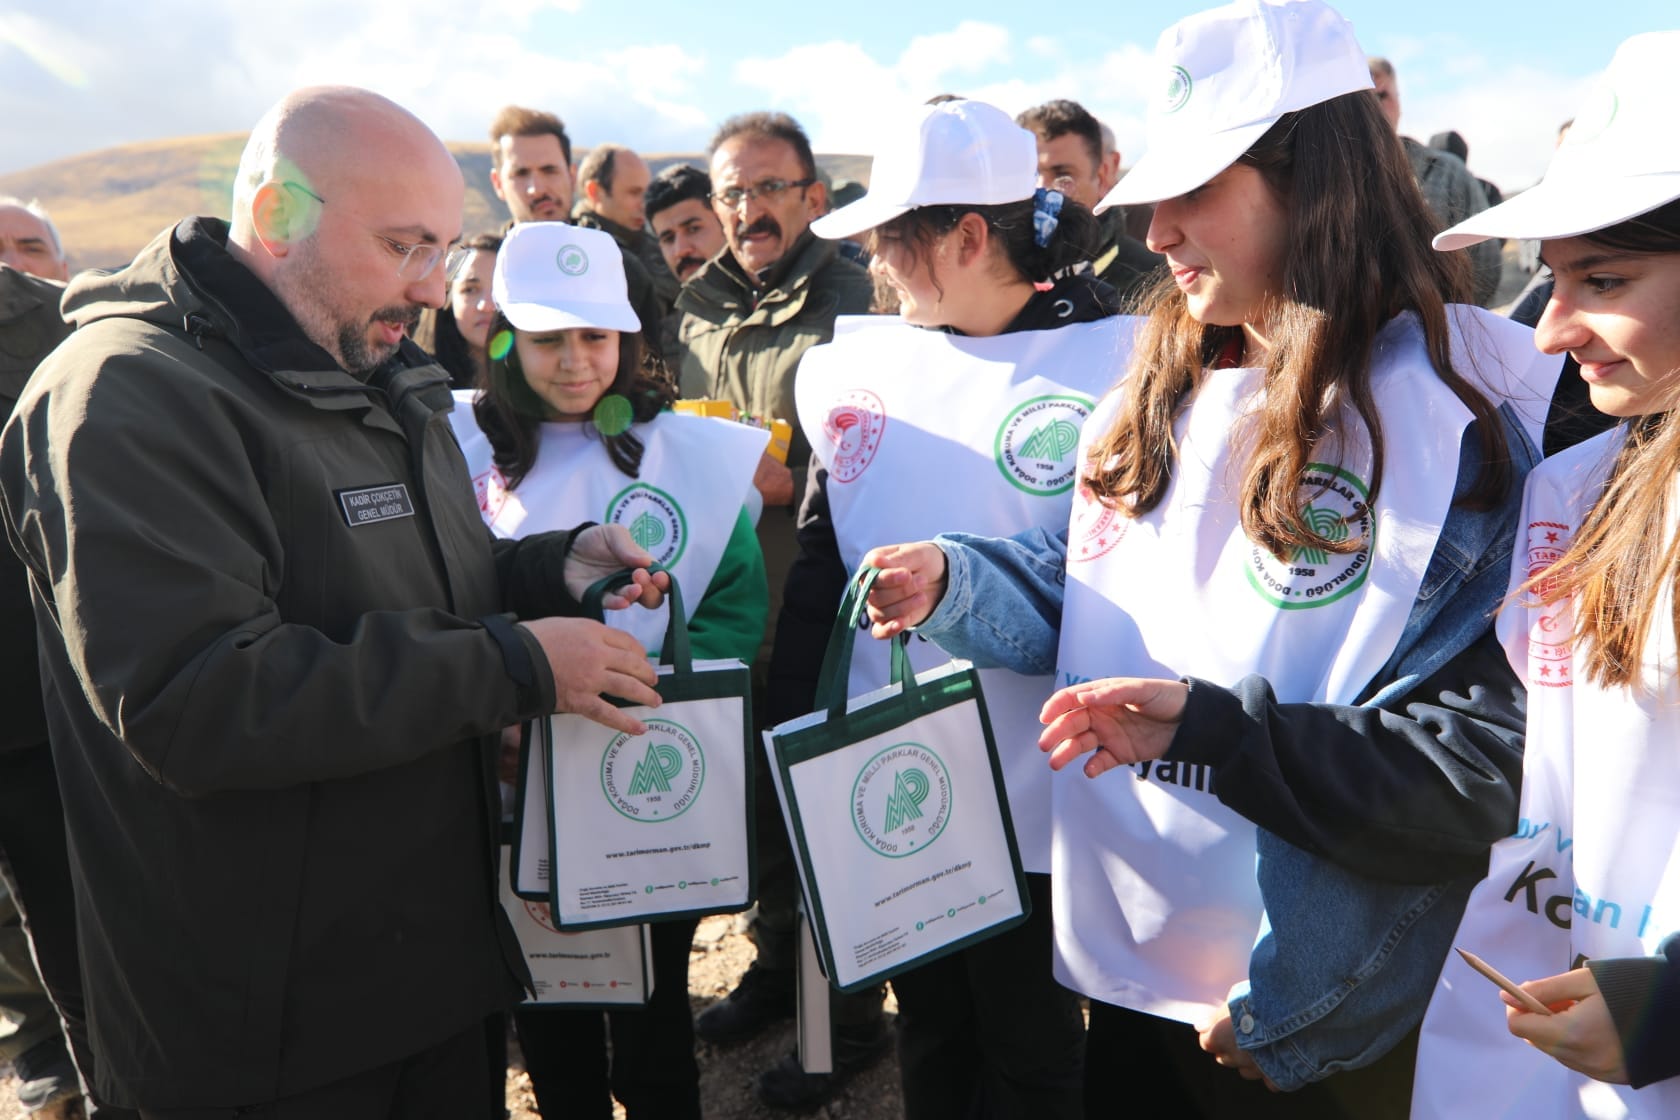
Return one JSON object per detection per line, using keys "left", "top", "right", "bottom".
{"left": 732, "top": 22, "right": 1029, "bottom": 153}
{"left": 0, "top": 0, "right": 708, "bottom": 174}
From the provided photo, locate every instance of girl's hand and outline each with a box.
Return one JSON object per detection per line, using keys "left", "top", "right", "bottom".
{"left": 1505, "top": 968, "right": 1630, "bottom": 1084}
{"left": 1038, "top": 677, "right": 1188, "bottom": 777}
{"left": 861, "top": 542, "right": 948, "bottom": 638}
{"left": 1195, "top": 1005, "right": 1279, "bottom": 1090}
{"left": 565, "top": 524, "right": 671, "bottom": 608}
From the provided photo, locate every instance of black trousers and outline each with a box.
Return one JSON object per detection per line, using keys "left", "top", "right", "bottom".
{"left": 136, "top": 1021, "right": 491, "bottom": 1120}
{"left": 515, "top": 917, "right": 701, "bottom": 1120}
{"left": 0, "top": 742, "right": 139, "bottom": 1119}
{"left": 891, "top": 873, "right": 1085, "bottom": 1120}
{"left": 1082, "top": 1000, "right": 1418, "bottom": 1120}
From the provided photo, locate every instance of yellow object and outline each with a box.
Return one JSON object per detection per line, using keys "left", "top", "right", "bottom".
{"left": 673, "top": 400, "right": 792, "bottom": 464}
{"left": 672, "top": 399, "right": 735, "bottom": 419}
{"left": 766, "top": 419, "right": 792, "bottom": 465}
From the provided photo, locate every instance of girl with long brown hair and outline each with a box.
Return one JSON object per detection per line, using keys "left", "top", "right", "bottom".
{"left": 860, "top": 0, "right": 1559, "bottom": 1115}
{"left": 1412, "top": 32, "right": 1680, "bottom": 1118}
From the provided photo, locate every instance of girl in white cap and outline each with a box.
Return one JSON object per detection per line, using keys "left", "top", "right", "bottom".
{"left": 1410, "top": 32, "right": 1680, "bottom": 1119}
{"left": 859, "top": 0, "right": 1559, "bottom": 1115}
{"left": 780, "top": 97, "right": 1124, "bottom": 1117}
{"left": 447, "top": 220, "right": 769, "bottom": 1120}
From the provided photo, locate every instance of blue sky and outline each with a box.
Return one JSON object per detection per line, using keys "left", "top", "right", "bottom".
{"left": 1, "top": 1, "right": 1671, "bottom": 189}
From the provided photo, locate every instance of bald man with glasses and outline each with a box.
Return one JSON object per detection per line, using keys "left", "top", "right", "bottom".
{"left": 0, "top": 85, "right": 671, "bottom": 1117}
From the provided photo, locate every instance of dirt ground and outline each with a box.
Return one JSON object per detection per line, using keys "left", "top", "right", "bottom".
{"left": 0, "top": 914, "right": 904, "bottom": 1120}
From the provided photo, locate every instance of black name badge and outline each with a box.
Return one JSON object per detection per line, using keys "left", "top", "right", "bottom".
{"left": 336, "top": 483, "right": 417, "bottom": 527}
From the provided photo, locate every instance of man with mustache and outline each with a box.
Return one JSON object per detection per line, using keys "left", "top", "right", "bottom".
{"left": 646, "top": 164, "right": 724, "bottom": 287}
{"left": 0, "top": 85, "right": 670, "bottom": 1116}
{"left": 675, "top": 111, "right": 881, "bottom": 1112}
{"left": 489, "top": 106, "right": 668, "bottom": 360}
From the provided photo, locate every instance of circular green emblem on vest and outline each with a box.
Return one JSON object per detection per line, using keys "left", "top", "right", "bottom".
{"left": 851, "top": 742, "right": 952, "bottom": 859}
{"left": 605, "top": 482, "right": 688, "bottom": 567}
{"left": 556, "top": 244, "right": 590, "bottom": 276}
{"left": 1245, "top": 463, "right": 1374, "bottom": 609}
{"left": 1164, "top": 65, "right": 1193, "bottom": 114}
{"left": 994, "top": 394, "right": 1092, "bottom": 496}
{"left": 600, "top": 718, "right": 705, "bottom": 823}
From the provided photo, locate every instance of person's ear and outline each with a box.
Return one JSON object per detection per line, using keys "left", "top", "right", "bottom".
{"left": 490, "top": 165, "right": 508, "bottom": 202}
{"left": 1098, "top": 150, "right": 1122, "bottom": 193}
{"left": 249, "top": 181, "right": 305, "bottom": 257}
{"left": 584, "top": 178, "right": 605, "bottom": 209}
{"left": 953, "top": 211, "right": 991, "bottom": 268}
{"left": 805, "top": 179, "right": 828, "bottom": 218}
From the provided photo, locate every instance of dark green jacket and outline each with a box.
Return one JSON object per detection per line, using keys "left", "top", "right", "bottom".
{"left": 576, "top": 209, "right": 681, "bottom": 313}
{"left": 1091, "top": 208, "right": 1164, "bottom": 307}
{"left": 0, "top": 219, "right": 581, "bottom": 1108}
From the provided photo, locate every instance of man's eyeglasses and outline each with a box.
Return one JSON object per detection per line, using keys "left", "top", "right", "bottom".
{"left": 283, "top": 181, "right": 470, "bottom": 282}
{"left": 713, "top": 177, "right": 817, "bottom": 210}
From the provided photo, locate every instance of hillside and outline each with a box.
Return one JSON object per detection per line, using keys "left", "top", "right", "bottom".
{"left": 0, "top": 137, "right": 872, "bottom": 273}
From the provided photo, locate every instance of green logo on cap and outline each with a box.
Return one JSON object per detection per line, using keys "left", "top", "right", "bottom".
{"left": 1165, "top": 65, "right": 1193, "bottom": 113}
{"left": 556, "top": 244, "right": 589, "bottom": 276}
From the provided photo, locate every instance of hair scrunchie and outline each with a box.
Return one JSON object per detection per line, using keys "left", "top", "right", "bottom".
{"left": 1032, "top": 187, "right": 1064, "bottom": 248}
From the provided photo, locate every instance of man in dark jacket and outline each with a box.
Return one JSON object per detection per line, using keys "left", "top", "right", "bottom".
{"left": 1017, "top": 99, "right": 1163, "bottom": 304}
{"left": 0, "top": 255, "right": 124, "bottom": 1120}
{"left": 0, "top": 86, "right": 666, "bottom": 1116}
{"left": 574, "top": 143, "right": 678, "bottom": 312}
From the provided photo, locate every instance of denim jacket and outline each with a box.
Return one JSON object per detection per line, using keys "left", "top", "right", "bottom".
{"left": 918, "top": 404, "right": 1538, "bottom": 1090}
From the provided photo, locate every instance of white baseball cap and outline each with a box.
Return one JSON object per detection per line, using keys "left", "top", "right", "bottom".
{"left": 1435, "top": 32, "right": 1680, "bottom": 251}
{"left": 492, "top": 222, "right": 641, "bottom": 333}
{"left": 1097, "top": 0, "right": 1372, "bottom": 211}
{"left": 811, "top": 99, "right": 1038, "bottom": 240}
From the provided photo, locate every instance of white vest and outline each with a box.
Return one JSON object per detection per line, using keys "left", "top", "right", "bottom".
{"left": 1051, "top": 307, "right": 1560, "bottom": 1020}
{"left": 795, "top": 314, "right": 1136, "bottom": 872}
{"left": 448, "top": 394, "right": 767, "bottom": 653}
{"left": 1412, "top": 430, "right": 1680, "bottom": 1119}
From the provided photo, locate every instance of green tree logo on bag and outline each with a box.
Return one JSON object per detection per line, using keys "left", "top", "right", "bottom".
{"left": 602, "top": 719, "right": 705, "bottom": 822}
{"left": 626, "top": 743, "right": 683, "bottom": 795}
{"left": 883, "top": 769, "right": 929, "bottom": 831}
{"left": 1246, "top": 463, "right": 1374, "bottom": 609}
{"left": 994, "top": 394, "right": 1093, "bottom": 496}
{"left": 852, "top": 743, "right": 951, "bottom": 858}
{"left": 605, "top": 482, "right": 688, "bottom": 566}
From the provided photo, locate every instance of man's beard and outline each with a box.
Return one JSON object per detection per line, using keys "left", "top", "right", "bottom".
{"left": 337, "top": 305, "right": 422, "bottom": 374}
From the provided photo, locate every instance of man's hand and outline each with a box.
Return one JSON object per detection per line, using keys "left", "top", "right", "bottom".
{"left": 1037, "top": 677, "right": 1188, "bottom": 777}
{"left": 861, "top": 542, "right": 948, "bottom": 638}
{"left": 565, "top": 524, "right": 671, "bottom": 608}
{"left": 753, "top": 453, "right": 795, "bottom": 508}
{"left": 497, "top": 724, "right": 523, "bottom": 785}
{"left": 1196, "top": 1005, "right": 1279, "bottom": 1090}
{"left": 1505, "top": 968, "right": 1630, "bottom": 1084}
{"left": 521, "top": 617, "right": 660, "bottom": 736}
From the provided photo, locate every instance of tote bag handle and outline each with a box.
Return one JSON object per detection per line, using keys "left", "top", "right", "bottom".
{"left": 812, "top": 563, "right": 915, "bottom": 721}
{"left": 579, "top": 563, "right": 689, "bottom": 672}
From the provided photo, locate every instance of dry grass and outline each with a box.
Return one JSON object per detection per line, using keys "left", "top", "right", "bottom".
{"left": 0, "top": 138, "right": 872, "bottom": 275}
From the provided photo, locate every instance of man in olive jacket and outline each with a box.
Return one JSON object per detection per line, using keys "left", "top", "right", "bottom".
{"left": 676, "top": 111, "right": 879, "bottom": 1110}
{"left": 0, "top": 87, "right": 666, "bottom": 1115}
